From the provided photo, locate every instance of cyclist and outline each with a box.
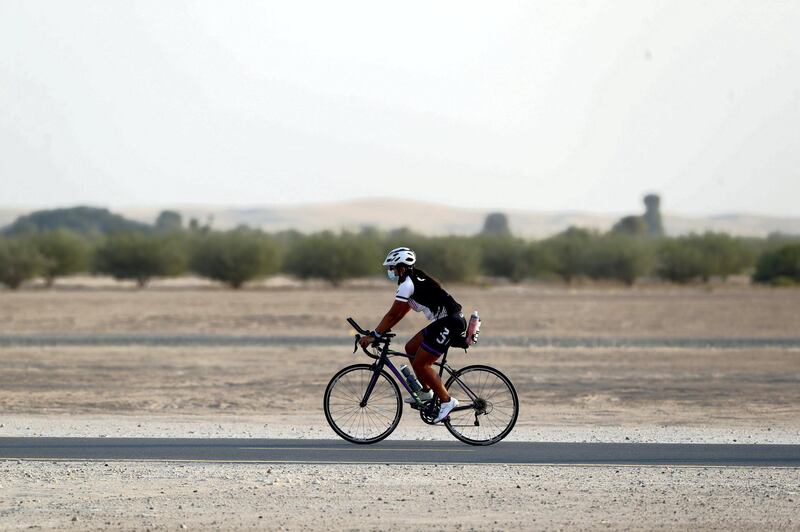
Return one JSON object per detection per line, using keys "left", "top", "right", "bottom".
{"left": 359, "top": 247, "right": 466, "bottom": 423}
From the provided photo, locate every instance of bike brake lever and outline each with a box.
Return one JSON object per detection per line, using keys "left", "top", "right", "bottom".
{"left": 353, "top": 334, "right": 360, "bottom": 353}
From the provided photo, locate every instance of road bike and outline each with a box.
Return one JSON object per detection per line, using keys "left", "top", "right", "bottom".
{"left": 323, "top": 318, "right": 518, "bottom": 446}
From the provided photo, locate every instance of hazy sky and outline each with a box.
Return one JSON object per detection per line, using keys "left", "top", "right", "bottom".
{"left": 1, "top": 1, "right": 798, "bottom": 216}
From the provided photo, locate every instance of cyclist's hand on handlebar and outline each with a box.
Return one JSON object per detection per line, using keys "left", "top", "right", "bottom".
{"left": 358, "top": 332, "right": 378, "bottom": 349}
{"left": 359, "top": 334, "right": 376, "bottom": 350}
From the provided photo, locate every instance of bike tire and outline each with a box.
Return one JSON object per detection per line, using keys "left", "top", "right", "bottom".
{"left": 443, "top": 364, "right": 519, "bottom": 446}
{"left": 323, "top": 363, "right": 402, "bottom": 444}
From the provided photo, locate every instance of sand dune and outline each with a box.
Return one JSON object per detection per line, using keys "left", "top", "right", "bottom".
{"left": 116, "top": 198, "right": 800, "bottom": 237}
{"left": 5, "top": 198, "right": 800, "bottom": 237}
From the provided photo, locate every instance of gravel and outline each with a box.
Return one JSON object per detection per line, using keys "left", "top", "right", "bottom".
{"left": 1, "top": 415, "right": 799, "bottom": 445}
{"left": 1, "top": 461, "right": 797, "bottom": 531}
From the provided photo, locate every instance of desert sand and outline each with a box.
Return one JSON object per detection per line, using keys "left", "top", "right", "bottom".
{"left": 2, "top": 280, "right": 799, "bottom": 338}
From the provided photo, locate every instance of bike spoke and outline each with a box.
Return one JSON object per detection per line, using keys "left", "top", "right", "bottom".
{"left": 339, "top": 377, "right": 362, "bottom": 402}
{"left": 334, "top": 407, "right": 362, "bottom": 430}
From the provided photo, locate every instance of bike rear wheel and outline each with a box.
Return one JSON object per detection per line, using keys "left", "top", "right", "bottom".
{"left": 323, "top": 363, "right": 402, "bottom": 444}
{"left": 444, "top": 364, "right": 519, "bottom": 446}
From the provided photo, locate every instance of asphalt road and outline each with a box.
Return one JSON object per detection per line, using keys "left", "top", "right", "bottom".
{"left": 1, "top": 438, "right": 798, "bottom": 466}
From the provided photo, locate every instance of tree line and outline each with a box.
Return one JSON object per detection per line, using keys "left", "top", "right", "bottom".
{"left": 0, "top": 225, "right": 798, "bottom": 289}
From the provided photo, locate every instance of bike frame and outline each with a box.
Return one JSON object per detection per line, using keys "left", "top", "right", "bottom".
{"left": 359, "top": 338, "right": 479, "bottom": 414}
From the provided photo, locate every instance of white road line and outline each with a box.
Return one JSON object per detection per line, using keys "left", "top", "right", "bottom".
{"left": 238, "top": 447, "right": 474, "bottom": 452}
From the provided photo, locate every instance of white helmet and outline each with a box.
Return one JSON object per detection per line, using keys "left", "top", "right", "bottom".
{"left": 383, "top": 247, "right": 416, "bottom": 268}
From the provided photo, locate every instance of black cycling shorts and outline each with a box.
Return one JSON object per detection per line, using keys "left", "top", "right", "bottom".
{"left": 420, "top": 313, "right": 467, "bottom": 357}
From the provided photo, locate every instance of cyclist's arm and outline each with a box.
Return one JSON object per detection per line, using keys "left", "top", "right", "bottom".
{"left": 375, "top": 300, "right": 410, "bottom": 335}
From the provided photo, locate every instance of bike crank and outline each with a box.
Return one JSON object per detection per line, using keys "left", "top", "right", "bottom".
{"left": 417, "top": 400, "right": 440, "bottom": 425}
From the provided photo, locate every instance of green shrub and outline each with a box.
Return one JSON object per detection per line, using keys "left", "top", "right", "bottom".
{"left": 94, "top": 233, "right": 187, "bottom": 287}
{"left": 584, "top": 235, "right": 653, "bottom": 285}
{"left": 530, "top": 230, "right": 653, "bottom": 285}
{"left": 540, "top": 227, "right": 594, "bottom": 283}
{"left": 33, "top": 229, "right": 92, "bottom": 286}
{"left": 657, "top": 232, "right": 755, "bottom": 283}
{"left": 695, "top": 232, "right": 755, "bottom": 279}
{"left": 191, "top": 230, "right": 279, "bottom": 288}
{"left": 476, "top": 236, "right": 526, "bottom": 281}
{"left": 0, "top": 237, "right": 43, "bottom": 289}
{"left": 284, "top": 231, "right": 381, "bottom": 285}
{"left": 656, "top": 237, "right": 707, "bottom": 283}
{"left": 408, "top": 236, "right": 481, "bottom": 283}
{"left": 3, "top": 213, "right": 782, "bottom": 289}
{"left": 516, "top": 241, "right": 558, "bottom": 280}
{"left": 752, "top": 244, "right": 800, "bottom": 285}
{"left": 769, "top": 276, "right": 797, "bottom": 287}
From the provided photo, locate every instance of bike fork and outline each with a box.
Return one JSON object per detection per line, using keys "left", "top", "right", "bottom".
{"left": 359, "top": 360, "right": 384, "bottom": 407}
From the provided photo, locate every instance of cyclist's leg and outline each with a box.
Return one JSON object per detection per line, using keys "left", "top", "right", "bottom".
{"left": 411, "top": 347, "right": 450, "bottom": 402}
{"left": 404, "top": 332, "right": 423, "bottom": 358}
{"left": 410, "top": 315, "right": 465, "bottom": 399}
{"left": 405, "top": 332, "right": 433, "bottom": 394}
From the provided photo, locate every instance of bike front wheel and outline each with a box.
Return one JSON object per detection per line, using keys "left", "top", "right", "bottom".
{"left": 323, "top": 363, "right": 402, "bottom": 444}
{"left": 444, "top": 364, "right": 519, "bottom": 446}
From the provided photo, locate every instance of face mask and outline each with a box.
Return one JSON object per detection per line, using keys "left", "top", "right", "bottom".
{"left": 387, "top": 269, "right": 398, "bottom": 281}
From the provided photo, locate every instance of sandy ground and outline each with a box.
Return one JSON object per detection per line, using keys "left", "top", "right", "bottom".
{"left": 2, "top": 281, "right": 800, "bottom": 338}
{"left": 1, "top": 462, "right": 798, "bottom": 531}
{"left": 0, "top": 345, "right": 798, "bottom": 443}
{"left": 1, "top": 284, "right": 799, "bottom": 530}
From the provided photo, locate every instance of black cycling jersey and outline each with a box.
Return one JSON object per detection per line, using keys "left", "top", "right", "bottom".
{"left": 394, "top": 268, "right": 462, "bottom": 321}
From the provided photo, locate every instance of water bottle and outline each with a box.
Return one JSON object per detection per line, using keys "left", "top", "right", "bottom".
{"left": 399, "top": 364, "right": 423, "bottom": 393}
{"left": 466, "top": 310, "right": 481, "bottom": 346}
